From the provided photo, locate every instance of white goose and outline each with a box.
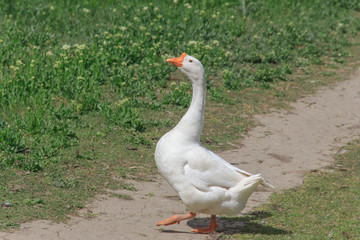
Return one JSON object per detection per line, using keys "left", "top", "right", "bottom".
{"left": 155, "top": 53, "right": 270, "bottom": 233}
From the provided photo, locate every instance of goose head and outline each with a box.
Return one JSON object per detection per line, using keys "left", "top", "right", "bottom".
{"left": 167, "top": 53, "right": 205, "bottom": 83}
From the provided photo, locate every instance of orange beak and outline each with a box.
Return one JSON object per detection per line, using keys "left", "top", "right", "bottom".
{"left": 166, "top": 53, "right": 187, "bottom": 67}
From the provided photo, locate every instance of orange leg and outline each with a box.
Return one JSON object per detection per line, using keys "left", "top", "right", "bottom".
{"left": 156, "top": 212, "right": 196, "bottom": 226}
{"left": 192, "top": 215, "right": 219, "bottom": 234}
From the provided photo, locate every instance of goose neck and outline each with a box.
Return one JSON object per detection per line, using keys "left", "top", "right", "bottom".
{"left": 175, "top": 76, "right": 206, "bottom": 143}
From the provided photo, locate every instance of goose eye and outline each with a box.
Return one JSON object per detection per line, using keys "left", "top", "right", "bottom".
{"left": 189, "top": 59, "right": 193, "bottom": 63}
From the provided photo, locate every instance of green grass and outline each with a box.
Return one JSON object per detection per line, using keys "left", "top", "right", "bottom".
{"left": 0, "top": 0, "right": 360, "bottom": 230}
{"left": 219, "top": 140, "right": 360, "bottom": 239}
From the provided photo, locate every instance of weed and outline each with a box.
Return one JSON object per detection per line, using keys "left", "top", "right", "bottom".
{"left": 109, "top": 193, "right": 133, "bottom": 200}
{"left": 162, "top": 82, "right": 191, "bottom": 107}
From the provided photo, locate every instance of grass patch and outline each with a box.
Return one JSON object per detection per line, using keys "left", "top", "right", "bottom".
{"left": 108, "top": 193, "right": 133, "bottom": 200}
{"left": 0, "top": 0, "right": 360, "bottom": 230}
{"left": 219, "top": 140, "right": 360, "bottom": 239}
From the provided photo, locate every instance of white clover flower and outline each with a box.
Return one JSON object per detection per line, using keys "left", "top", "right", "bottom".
{"left": 113, "top": 8, "right": 117, "bottom": 12}
{"left": 154, "top": 7, "right": 159, "bottom": 11}
{"left": 82, "top": 8, "right": 90, "bottom": 13}
{"left": 157, "top": 14, "right": 163, "bottom": 19}
{"left": 180, "top": 82, "right": 189, "bottom": 88}
{"left": 77, "top": 76, "right": 85, "bottom": 80}
{"left": 200, "top": 10, "right": 205, "bottom": 15}
{"left": 53, "top": 61, "right": 62, "bottom": 68}
{"left": 212, "top": 14, "right": 217, "bottom": 18}
{"left": 143, "top": 6, "right": 148, "bottom": 10}
{"left": 133, "top": 17, "right": 140, "bottom": 21}
{"left": 46, "top": 50, "right": 54, "bottom": 56}
{"left": 139, "top": 26, "right": 147, "bottom": 31}
{"left": 225, "top": 51, "right": 233, "bottom": 57}
{"left": 50, "top": 6, "right": 55, "bottom": 11}
{"left": 118, "top": 98, "right": 129, "bottom": 105}
{"left": 16, "top": 60, "right": 24, "bottom": 65}
{"left": 120, "top": 26, "right": 127, "bottom": 31}
{"left": 62, "top": 44, "right": 71, "bottom": 50}
{"left": 204, "top": 45, "right": 213, "bottom": 50}
{"left": 173, "top": 0, "right": 178, "bottom": 3}
{"left": 212, "top": 40, "right": 220, "bottom": 46}
{"left": 188, "top": 40, "right": 197, "bottom": 46}
{"left": 79, "top": 60, "right": 84, "bottom": 64}
{"left": 77, "top": 44, "right": 86, "bottom": 50}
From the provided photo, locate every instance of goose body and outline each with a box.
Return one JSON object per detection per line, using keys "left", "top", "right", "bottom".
{"left": 155, "top": 53, "right": 267, "bottom": 233}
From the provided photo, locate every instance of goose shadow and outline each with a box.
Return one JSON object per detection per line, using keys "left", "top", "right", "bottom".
{"left": 186, "top": 211, "right": 290, "bottom": 236}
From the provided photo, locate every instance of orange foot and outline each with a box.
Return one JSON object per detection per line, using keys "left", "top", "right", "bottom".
{"left": 192, "top": 215, "right": 218, "bottom": 234}
{"left": 156, "top": 212, "right": 196, "bottom": 226}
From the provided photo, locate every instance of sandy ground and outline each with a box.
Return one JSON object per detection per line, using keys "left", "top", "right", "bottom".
{"left": 1, "top": 70, "right": 360, "bottom": 240}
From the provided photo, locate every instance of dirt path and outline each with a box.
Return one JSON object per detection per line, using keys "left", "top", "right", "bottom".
{"left": 1, "top": 70, "right": 360, "bottom": 240}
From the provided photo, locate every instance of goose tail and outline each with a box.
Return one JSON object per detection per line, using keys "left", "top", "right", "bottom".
{"left": 230, "top": 174, "right": 263, "bottom": 203}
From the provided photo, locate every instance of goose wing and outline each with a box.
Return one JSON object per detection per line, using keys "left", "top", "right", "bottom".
{"left": 184, "top": 146, "right": 252, "bottom": 191}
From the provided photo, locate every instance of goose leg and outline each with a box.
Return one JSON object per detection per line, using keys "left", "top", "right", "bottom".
{"left": 156, "top": 212, "right": 196, "bottom": 226}
{"left": 192, "top": 215, "right": 218, "bottom": 234}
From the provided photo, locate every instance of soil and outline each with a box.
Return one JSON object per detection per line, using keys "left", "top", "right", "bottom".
{"left": 1, "top": 70, "right": 360, "bottom": 240}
